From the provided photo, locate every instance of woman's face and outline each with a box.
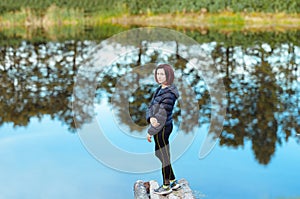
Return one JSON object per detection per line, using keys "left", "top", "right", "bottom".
{"left": 156, "top": 68, "right": 167, "bottom": 85}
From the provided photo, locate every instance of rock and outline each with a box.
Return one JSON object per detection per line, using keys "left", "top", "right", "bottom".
{"left": 134, "top": 178, "right": 195, "bottom": 199}
{"left": 134, "top": 180, "right": 149, "bottom": 199}
{"left": 149, "top": 181, "right": 160, "bottom": 199}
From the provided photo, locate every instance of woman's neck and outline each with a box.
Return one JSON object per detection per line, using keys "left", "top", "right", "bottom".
{"left": 161, "top": 84, "right": 168, "bottom": 89}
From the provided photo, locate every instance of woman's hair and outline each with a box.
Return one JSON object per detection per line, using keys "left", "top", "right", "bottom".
{"left": 154, "top": 64, "right": 175, "bottom": 85}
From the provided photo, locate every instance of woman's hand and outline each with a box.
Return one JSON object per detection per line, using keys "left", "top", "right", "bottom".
{"left": 150, "top": 117, "right": 160, "bottom": 127}
{"left": 147, "top": 133, "right": 152, "bottom": 142}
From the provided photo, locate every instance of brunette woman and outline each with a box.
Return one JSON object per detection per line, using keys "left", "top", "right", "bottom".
{"left": 146, "top": 64, "right": 180, "bottom": 195}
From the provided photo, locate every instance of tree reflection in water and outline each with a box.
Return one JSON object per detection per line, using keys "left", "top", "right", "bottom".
{"left": 0, "top": 33, "right": 299, "bottom": 165}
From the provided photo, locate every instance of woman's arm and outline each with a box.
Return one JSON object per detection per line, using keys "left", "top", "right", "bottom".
{"left": 147, "top": 103, "right": 168, "bottom": 135}
{"left": 146, "top": 107, "right": 153, "bottom": 124}
{"left": 146, "top": 87, "right": 161, "bottom": 123}
{"left": 150, "top": 117, "right": 160, "bottom": 127}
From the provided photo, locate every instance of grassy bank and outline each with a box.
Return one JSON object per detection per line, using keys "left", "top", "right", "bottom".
{"left": 0, "top": 6, "right": 300, "bottom": 32}
{"left": 111, "top": 11, "right": 300, "bottom": 32}
{"left": 0, "top": 5, "right": 85, "bottom": 27}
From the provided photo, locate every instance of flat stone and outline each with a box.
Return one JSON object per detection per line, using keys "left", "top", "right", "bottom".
{"left": 134, "top": 178, "right": 195, "bottom": 199}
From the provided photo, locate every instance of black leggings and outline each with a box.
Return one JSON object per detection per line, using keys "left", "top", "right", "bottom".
{"left": 154, "top": 124, "right": 175, "bottom": 185}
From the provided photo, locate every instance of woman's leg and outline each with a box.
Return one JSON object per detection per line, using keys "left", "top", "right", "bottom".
{"left": 154, "top": 124, "right": 175, "bottom": 185}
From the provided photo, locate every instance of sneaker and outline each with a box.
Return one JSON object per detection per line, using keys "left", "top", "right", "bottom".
{"left": 170, "top": 180, "right": 181, "bottom": 190}
{"left": 154, "top": 185, "right": 172, "bottom": 195}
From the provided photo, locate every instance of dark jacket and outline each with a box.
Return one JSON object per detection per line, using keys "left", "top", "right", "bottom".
{"left": 146, "top": 84, "right": 179, "bottom": 135}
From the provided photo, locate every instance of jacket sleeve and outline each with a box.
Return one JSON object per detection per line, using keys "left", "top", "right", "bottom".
{"left": 146, "top": 87, "right": 161, "bottom": 123}
{"left": 146, "top": 105, "right": 153, "bottom": 124}
{"left": 147, "top": 93, "right": 177, "bottom": 135}
{"left": 147, "top": 103, "right": 168, "bottom": 135}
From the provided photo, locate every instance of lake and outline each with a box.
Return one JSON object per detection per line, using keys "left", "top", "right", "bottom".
{"left": 0, "top": 25, "right": 299, "bottom": 199}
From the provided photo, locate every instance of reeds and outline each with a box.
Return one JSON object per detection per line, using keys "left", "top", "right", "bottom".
{"left": 0, "top": 5, "right": 299, "bottom": 32}
{"left": 0, "top": 5, "right": 85, "bottom": 28}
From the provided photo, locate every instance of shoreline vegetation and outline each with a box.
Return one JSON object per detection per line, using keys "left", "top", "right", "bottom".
{"left": 0, "top": 5, "right": 300, "bottom": 33}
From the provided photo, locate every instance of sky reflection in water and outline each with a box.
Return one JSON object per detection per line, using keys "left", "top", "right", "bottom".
{"left": 0, "top": 114, "right": 299, "bottom": 199}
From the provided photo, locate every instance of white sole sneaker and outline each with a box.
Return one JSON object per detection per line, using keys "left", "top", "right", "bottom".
{"left": 170, "top": 180, "right": 181, "bottom": 190}
{"left": 171, "top": 183, "right": 181, "bottom": 190}
{"left": 154, "top": 187, "right": 172, "bottom": 195}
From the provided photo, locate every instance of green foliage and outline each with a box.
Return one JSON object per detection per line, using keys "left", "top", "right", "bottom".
{"left": 0, "top": 0, "right": 125, "bottom": 16}
{"left": 119, "top": 0, "right": 300, "bottom": 14}
{"left": 0, "top": 0, "right": 299, "bottom": 16}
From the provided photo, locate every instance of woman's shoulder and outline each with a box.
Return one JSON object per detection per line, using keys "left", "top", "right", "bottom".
{"left": 163, "top": 85, "right": 179, "bottom": 98}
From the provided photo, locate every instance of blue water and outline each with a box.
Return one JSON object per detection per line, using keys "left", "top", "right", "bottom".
{"left": 0, "top": 113, "right": 299, "bottom": 199}
{"left": 1, "top": 28, "right": 300, "bottom": 199}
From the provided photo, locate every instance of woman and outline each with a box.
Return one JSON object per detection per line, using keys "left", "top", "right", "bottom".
{"left": 146, "top": 64, "right": 180, "bottom": 195}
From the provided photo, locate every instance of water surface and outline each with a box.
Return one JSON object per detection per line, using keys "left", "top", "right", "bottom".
{"left": 0, "top": 27, "right": 299, "bottom": 199}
